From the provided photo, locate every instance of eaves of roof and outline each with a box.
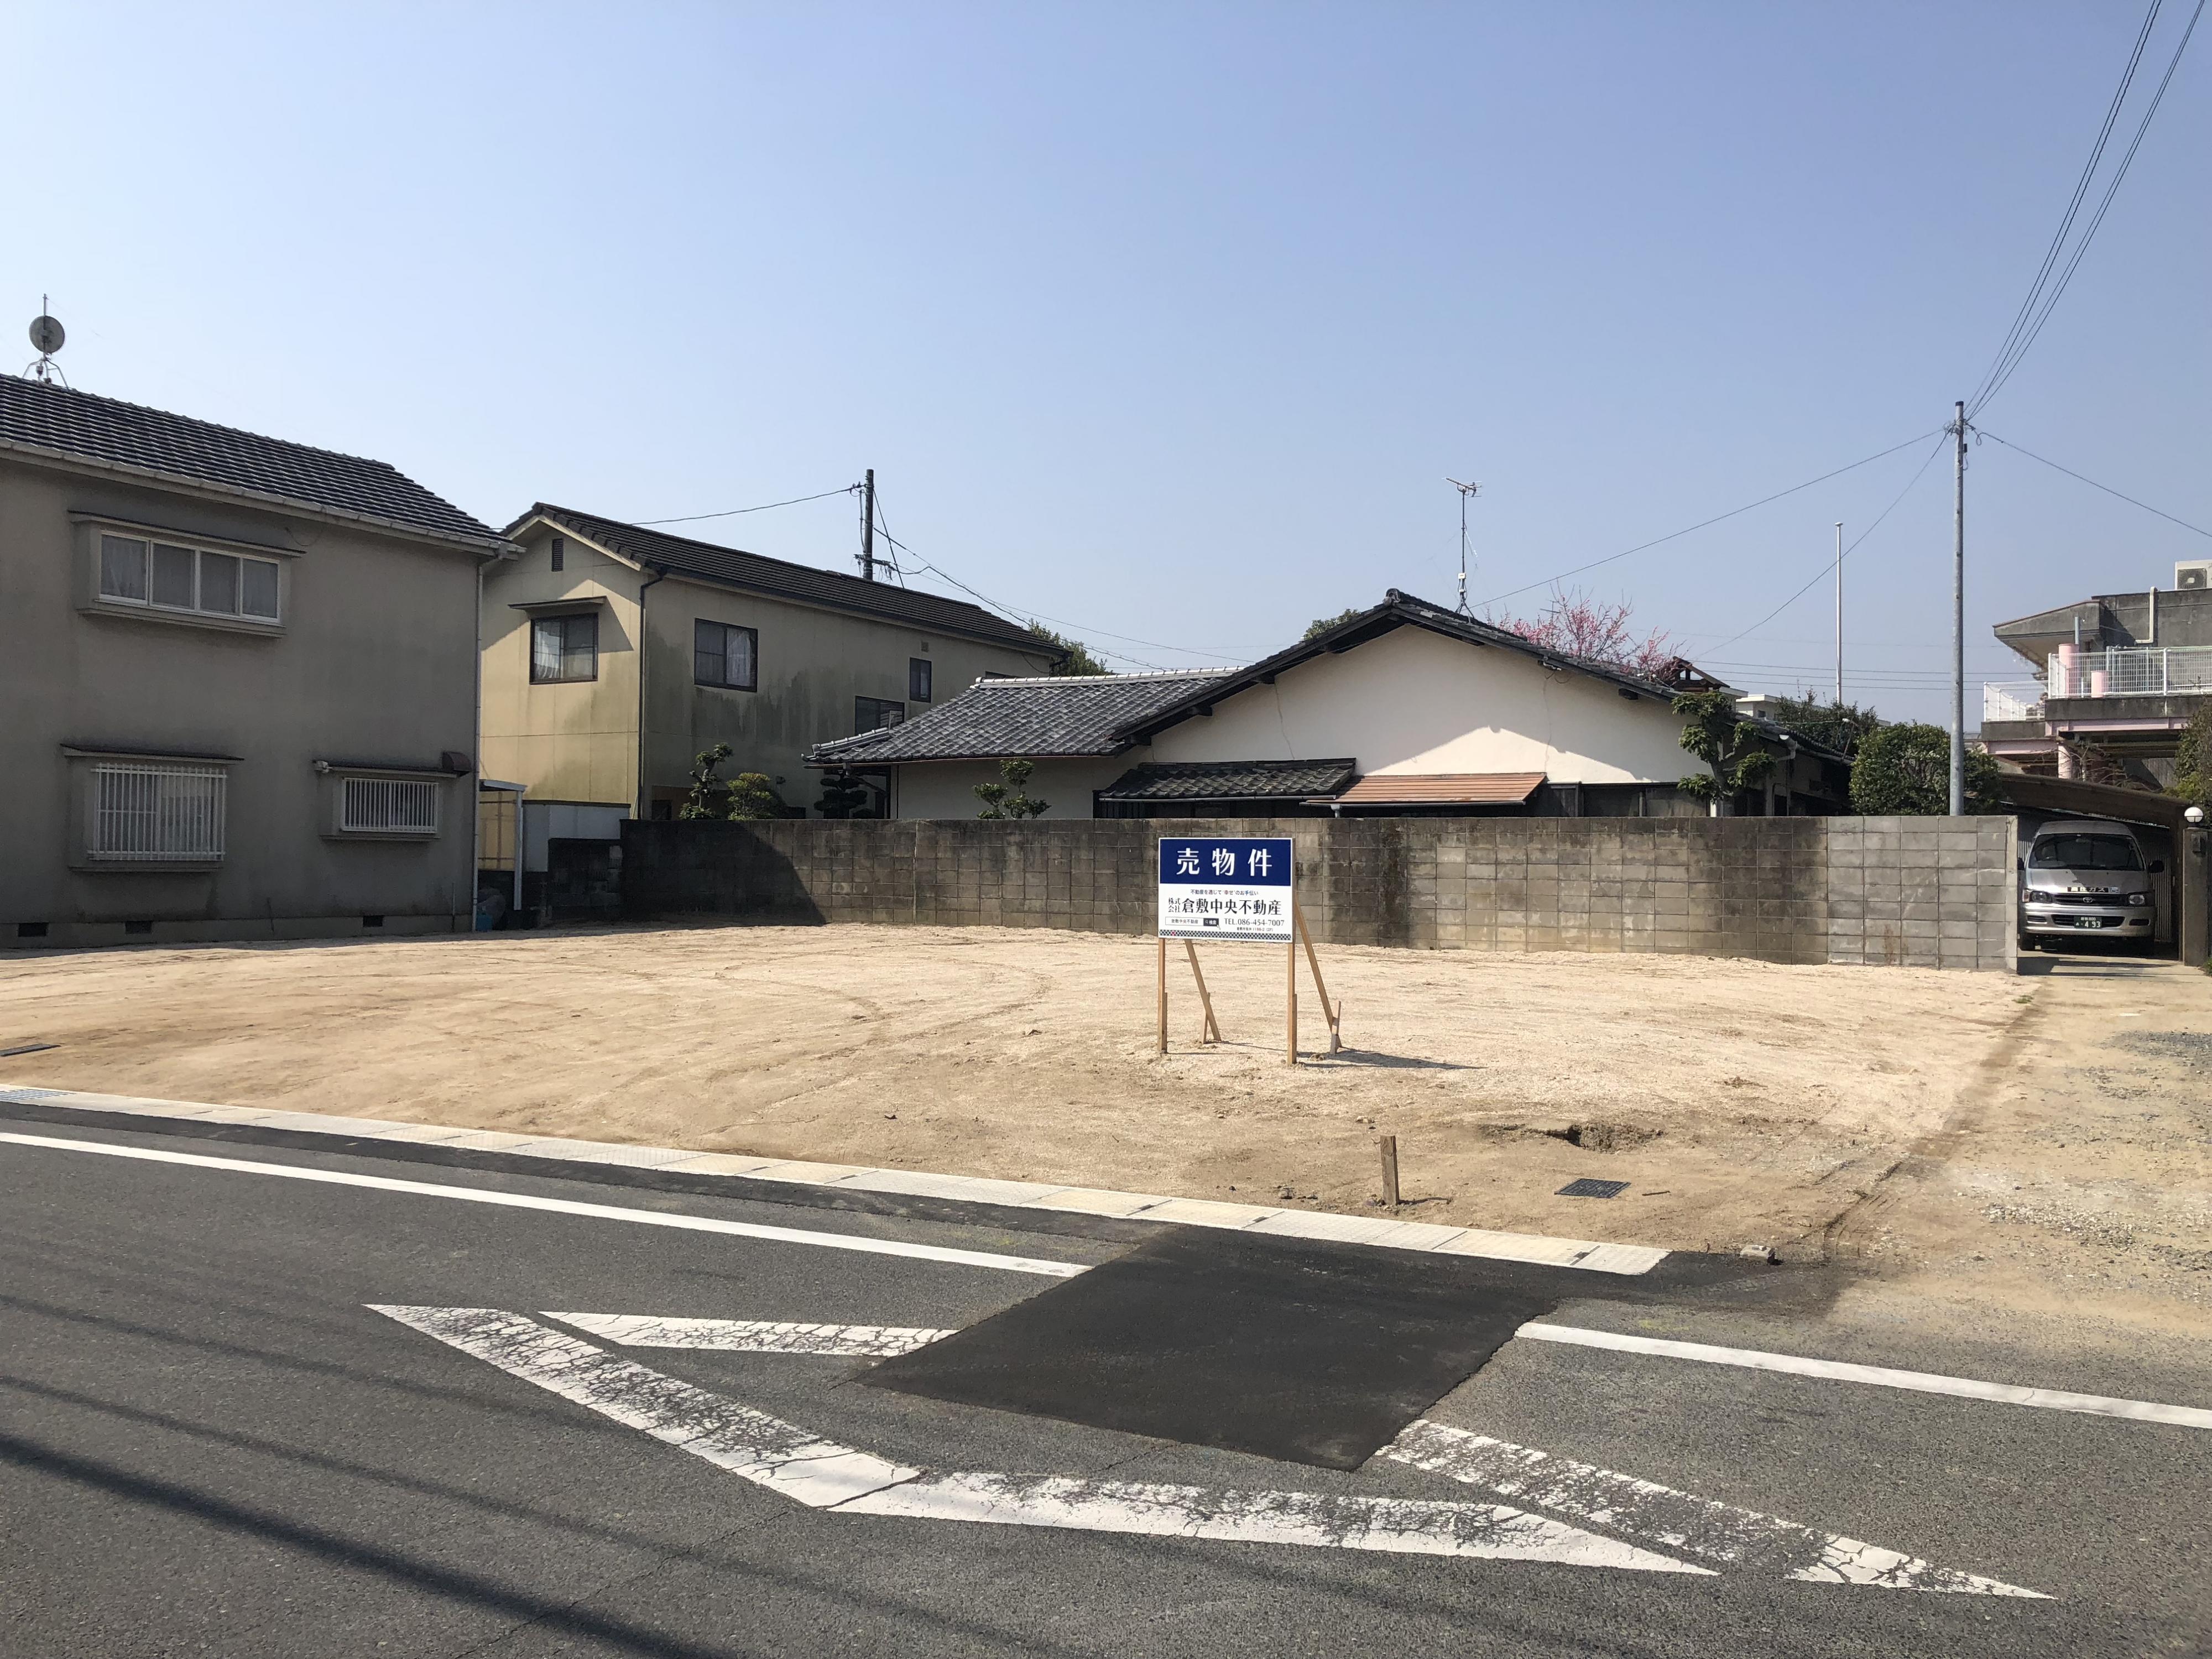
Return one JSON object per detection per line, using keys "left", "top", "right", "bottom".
{"left": 508, "top": 504, "right": 1062, "bottom": 656}
{"left": 1119, "top": 589, "right": 1681, "bottom": 743}
{"left": 0, "top": 378, "right": 510, "bottom": 556}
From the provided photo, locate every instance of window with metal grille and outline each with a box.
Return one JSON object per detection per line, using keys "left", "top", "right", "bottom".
{"left": 693, "top": 619, "right": 758, "bottom": 690}
{"left": 341, "top": 777, "right": 440, "bottom": 834}
{"left": 909, "top": 657, "right": 933, "bottom": 702}
{"left": 91, "top": 764, "right": 226, "bottom": 860}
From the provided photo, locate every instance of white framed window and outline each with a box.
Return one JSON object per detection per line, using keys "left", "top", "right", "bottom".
{"left": 90, "top": 763, "right": 227, "bottom": 862}
{"left": 98, "top": 533, "right": 281, "bottom": 622}
{"left": 341, "top": 777, "right": 440, "bottom": 834}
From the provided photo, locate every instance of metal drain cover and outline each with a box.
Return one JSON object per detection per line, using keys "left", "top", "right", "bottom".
{"left": 1556, "top": 1177, "right": 1629, "bottom": 1199}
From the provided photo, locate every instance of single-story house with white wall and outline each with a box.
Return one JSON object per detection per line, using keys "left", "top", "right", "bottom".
{"left": 806, "top": 591, "right": 1847, "bottom": 818}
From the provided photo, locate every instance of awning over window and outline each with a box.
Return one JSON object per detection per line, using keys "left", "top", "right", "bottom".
{"left": 1314, "top": 772, "right": 1547, "bottom": 807}
{"left": 1098, "top": 758, "right": 1358, "bottom": 803}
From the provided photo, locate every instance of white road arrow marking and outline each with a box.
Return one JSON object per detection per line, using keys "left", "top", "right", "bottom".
{"left": 1384, "top": 1420, "right": 2044, "bottom": 1598}
{"left": 373, "top": 1305, "right": 1704, "bottom": 1574}
{"left": 547, "top": 1313, "right": 954, "bottom": 1356}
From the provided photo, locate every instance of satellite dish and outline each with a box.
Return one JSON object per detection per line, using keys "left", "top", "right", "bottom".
{"left": 28, "top": 314, "right": 64, "bottom": 354}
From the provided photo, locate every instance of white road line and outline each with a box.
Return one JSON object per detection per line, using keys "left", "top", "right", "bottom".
{"left": 375, "top": 1306, "right": 1705, "bottom": 1574}
{"left": 374, "top": 1306, "right": 919, "bottom": 1506}
{"left": 1384, "top": 1420, "right": 2043, "bottom": 1598}
{"left": 842, "top": 1472, "right": 1705, "bottom": 1571}
{"left": 1520, "top": 1323, "right": 2212, "bottom": 1430}
{"left": 0, "top": 1131, "right": 1084, "bottom": 1279}
{"left": 547, "top": 1313, "right": 954, "bottom": 1355}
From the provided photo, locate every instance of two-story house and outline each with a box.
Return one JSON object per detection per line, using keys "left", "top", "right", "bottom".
{"left": 0, "top": 375, "right": 511, "bottom": 950}
{"left": 1983, "top": 562, "right": 2212, "bottom": 786}
{"left": 481, "top": 506, "right": 1063, "bottom": 846}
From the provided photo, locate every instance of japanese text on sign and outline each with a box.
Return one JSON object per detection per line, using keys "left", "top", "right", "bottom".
{"left": 1157, "top": 836, "right": 1294, "bottom": 942}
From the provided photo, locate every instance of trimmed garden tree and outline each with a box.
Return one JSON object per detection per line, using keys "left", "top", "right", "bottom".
{"left": 1673, "top": 690, "right": 1777, "bottom": 813}
{"left": 815, "top": 769, "right": 870, "bottom": 818}
{"left": 1849, "top": 722, "right": 2002, "bottom": 815}
{"left": 679, "top": 744, "right": 734, "bottom": 820}
{"left": 975, "top": 758, "right": 1049, "bottom": 820}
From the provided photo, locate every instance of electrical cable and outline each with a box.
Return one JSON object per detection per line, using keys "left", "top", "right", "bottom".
{"left": 1700, "top": 435, "right": 1951, "bottom": 658}
{"left": 1978, "top": 430, "right": 2212, "bottom": 538}
{"left": 635, "top": 486, "right": 859, "bottom": 527}
{"left": 1964, "top": 1, "right": 2160, "bottom": 416}
{"left": 868, "top": 524, "right": 1241, "bottom": 664}
{"left": 1970, "top": 0, "right": 2204, "bottom": 416}
{"left": 1474, "top": 431, "right": 1940, "bottom": 608}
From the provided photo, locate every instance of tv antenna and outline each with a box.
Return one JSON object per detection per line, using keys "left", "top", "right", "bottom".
{"left": 1445, "top": 477, "right": 1480, "bottom": 613}
{"left": 25, "top": 298, "right": 65, "bottom": 385}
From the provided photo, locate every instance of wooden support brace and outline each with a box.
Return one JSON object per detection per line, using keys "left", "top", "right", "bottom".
{"left": 1293, "top": 902, "right": 1341, "bottom": 1053}
{"left": 1183, "top": 941, "right": 1222, "bottom": 1044}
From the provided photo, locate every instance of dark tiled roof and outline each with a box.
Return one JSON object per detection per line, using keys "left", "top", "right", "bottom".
{"left": 1119, "top": 590, "right": 1686, "bottom": 742}
{"left": 521, "top": 504, "right": 1060, "bottom": 654}
{"left": 807, "top": 671, "right": 1235, "bottom": 765}
{"left": 0, "top": 375, "right": 500, "bottom": 547}
{"left": 1098, "top": 758, "right": 1357, "bottom": 802}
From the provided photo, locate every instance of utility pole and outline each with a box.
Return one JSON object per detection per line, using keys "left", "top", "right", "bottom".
{"left": 1949, "top": 400, "right": 1967, "bottom": 816}
{"left": 857, "top": 468, "right": 878, "bottom": 582}
{"left": 1446, "top": 477, "right": 1480, "bottom": 614}
{"left": 1834, "top": 520, "right": 1844, "bottom": 707}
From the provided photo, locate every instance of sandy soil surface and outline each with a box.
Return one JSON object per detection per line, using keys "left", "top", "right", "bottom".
{"left": 1829, "top": 948, "right": 2212, "bottom": 1343}
{"left": 0, "top": 924, "right": 2030, "bottom": 1253}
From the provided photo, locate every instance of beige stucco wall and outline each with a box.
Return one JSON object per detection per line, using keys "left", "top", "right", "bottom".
{"left": 0, "top": 455, "right": 484, "bottom": 947}
{"left": 482, "top": 523, "right": 1058, "bottom": 818}
{"left": 890, "top": 755, "right": 1138, "bottom": 820}
{"left": 1147, "top": 624, "right": 1690, "bottom": 781}
{"left": 479, "top": 530, "right": 644, "bottom": 808}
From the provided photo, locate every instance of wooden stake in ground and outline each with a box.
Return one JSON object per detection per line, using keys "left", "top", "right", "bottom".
{"left": 1183, "top": 942, "right": 1222, "bottom": 1044}
{"left": 1379, "top": 1134, "right": 1400, "bottom": 1211}
{"left": 1286, "top": 935, "right": 1298, "bottom": 1066}
{"left": 1155, "top": 935, "right": 1167, "bottom": 1055}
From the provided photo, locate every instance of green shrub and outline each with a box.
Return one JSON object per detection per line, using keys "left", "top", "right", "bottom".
{"left": 1850, "top": 723, "right": 2002, "bottom": 815}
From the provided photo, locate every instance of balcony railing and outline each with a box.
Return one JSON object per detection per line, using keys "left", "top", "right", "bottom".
{"left": 2047, "top": 645, "right": 2212, "bottom": 698}
{"left": 1983, "top": 682, "right": 2045, "bottom": 724}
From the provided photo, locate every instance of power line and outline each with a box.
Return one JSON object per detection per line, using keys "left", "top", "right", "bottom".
{"left": 1969, "top": 0, "right": 2204, "bottom": 417}
{"left": 1697, "top": 435, "right": 1952, "bottom": 659}
{"left": 1978, "top": 429, "right": 2212, "bottom": 539}
{"left": 1964, "top": 2, "right": 2160, "bottom": 416}
{"left": 635, "top": 486, "right": 858, "bottom": 527}
{"left": 1475, "top": 432, "right": 1939, "bottom": 608}
{"left": 867, "top": 525, "right": 1236, "bottom": 669}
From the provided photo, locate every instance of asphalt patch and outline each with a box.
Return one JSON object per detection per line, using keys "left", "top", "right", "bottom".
{"left": 862, "top": 1228, "right": 1556, "bottom": 1469}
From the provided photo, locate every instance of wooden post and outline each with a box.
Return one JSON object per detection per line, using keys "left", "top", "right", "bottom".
{"left": 1156, "top": 935, "right": 1167, "bottom": 1054}
{"left": 1184, "top": 941, "right": 1222, "bottom": 1044}
{"left": 1379, "top": 1134, "right": 1400, "bottom": 1211}
{"left": 1293, "top": 902, "right": 1340, "bottom": 1053}
{"left": 1286, "top": 936, "right": 1298, "bottom": 1065}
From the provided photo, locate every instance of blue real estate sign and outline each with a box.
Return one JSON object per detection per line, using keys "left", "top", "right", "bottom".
{"left": 1157, "top": 836, "right": 1295, "bottom": 942}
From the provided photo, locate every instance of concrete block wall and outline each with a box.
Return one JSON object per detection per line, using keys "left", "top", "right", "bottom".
{"left": 622, "top": 815, "right": 2018, "bottom": 972}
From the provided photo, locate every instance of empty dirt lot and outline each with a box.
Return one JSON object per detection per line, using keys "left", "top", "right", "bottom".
{"left": 0, "top": 923, "right": 2026, "bottom": 1244}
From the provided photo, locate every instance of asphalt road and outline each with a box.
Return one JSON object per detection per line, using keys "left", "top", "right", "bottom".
{"left": 3, "top": 1114, "right": 2205, "bottom": 1658}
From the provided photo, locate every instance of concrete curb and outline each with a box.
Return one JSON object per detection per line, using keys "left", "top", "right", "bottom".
{"left": 0, "top": 1085, "right": 1670, "bottom": 1276}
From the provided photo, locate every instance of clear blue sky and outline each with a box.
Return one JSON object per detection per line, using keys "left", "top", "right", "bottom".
{"left": 11, "top": 3, "right": 2206, "bottom": 719}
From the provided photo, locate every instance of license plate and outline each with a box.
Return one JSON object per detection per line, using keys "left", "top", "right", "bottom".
{"left": 2073, "top": 917, "right": 2100, "bottom": 929}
